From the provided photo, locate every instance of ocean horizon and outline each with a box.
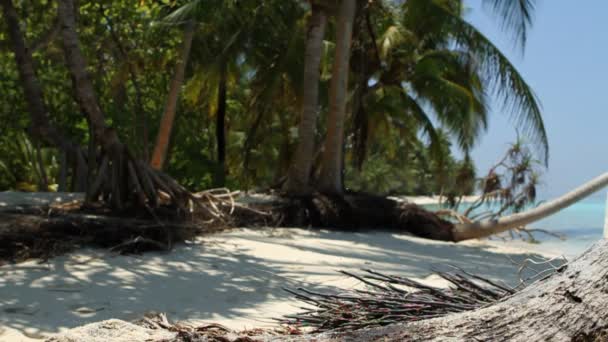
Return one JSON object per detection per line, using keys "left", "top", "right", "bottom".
{"left": 525, "top": 196, "right": 605, "bottom": 258}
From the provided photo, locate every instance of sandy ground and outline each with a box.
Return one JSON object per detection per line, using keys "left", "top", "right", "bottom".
{"left": 0, "top": 192, "right": 558, "bottom": 341}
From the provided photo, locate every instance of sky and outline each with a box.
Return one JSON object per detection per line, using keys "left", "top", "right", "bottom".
{"left": 463, "top": 0, "right": 608, "bottom": 200}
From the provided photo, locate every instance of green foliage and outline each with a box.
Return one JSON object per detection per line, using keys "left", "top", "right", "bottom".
{"left": 0, "top": 132, "right": 59, "bottom": 191}
{"left": 0, "top": 0, "right": 545, "bottom": 196}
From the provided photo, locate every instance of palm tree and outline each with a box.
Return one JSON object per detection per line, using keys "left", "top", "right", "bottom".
{"left": 340, "top": 0, "right": 547, "bottom": 197}
{"left": 1, "top": 0, "right": 87, "bottom": 192}
{"left": 403, "top": 0, "right": 548, "bottom": 162}
{"left": 317, "top": 0, "right": 357, "bottom": 194}
{"left": 287, "top": 0, "right": 545, "bottom": 196}
{"left": 56, "top": 0, "right": 190, "bottom": 209}
{"left": 284, "top": 2, "right": 329, "bottom": 195}
{"left": 165, "top": 0, "right": 306, "bottom": 188}
{"left": 150, "top": 20, "right": 196, "bottom": 170}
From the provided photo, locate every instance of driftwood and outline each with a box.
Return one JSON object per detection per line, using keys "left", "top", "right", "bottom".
{"left": 0, "top": 189, "right": 263, "bottom": 265}
{"left": 0, "top": 209, "right": 213, "bottom": 264}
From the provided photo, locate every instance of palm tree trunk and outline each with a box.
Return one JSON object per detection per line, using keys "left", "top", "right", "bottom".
{"left": 1, "top": 0, "right": 86, "bottom": 192}
{"left": 1, "top": 0, "right": 68, "bottom": 149}
{"left": 284, "top": 5, "right": 328, "bottom": 196}
{"left": 214, "top": 61, "right": 228, "bottom": 187}
{"left": 57, "top": 0, "right": 190, "bottom": 210}
{"left": 317, "top": 0, "right": 356, "bottom": 195}
{"left": 453, "top": 172, "right": 608, "bottom": 241}
{"left": 57, "top": 0, "right": 114, "bottom": 147}
{"left": 150, "top": 21, "right": 195, "bottom": 170}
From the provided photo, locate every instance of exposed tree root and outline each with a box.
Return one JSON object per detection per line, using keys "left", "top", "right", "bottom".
{"left": 84, "top": 143, "right": 188, "bottom": 211}
{"left": 0, "top": 210, "right": 206, "bottom": 265}
{"left": 272, "top": 192, "right": 454, "bottom": 241}
{"left": 137, "top": 313, "right": 283, "bottom": 342}
{"left": 283, "top": 240, "right": 608, "bottom": 341}
{"left": 0, "top": 187, "right": 259, "bottom": 265}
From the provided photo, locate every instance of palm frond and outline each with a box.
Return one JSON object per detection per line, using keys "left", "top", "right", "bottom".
{"left": 481, "top": 0, "right": 536, "bottom": 50}
{"left": 397, "top": 90, "right": 444, "bottom": 164}
{"left": 409, "top": 49, "right": 488, "bottom": 151}
{"left": 427, "top": 1, "right": 548, "bottom": 164}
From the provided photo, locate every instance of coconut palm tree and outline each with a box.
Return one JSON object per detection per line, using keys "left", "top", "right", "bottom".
{"left": 150, "top": 20, "right": 196, "bottom": 170}
{"left": 317, "top": 0, "right": 357, "bottom": 194}
{"left": 284, "top": 2, "right": 329, "bottom": 196}
{"left": 316, "top": 0, "right": 546, "bottom": 196}
{"left": 56, "top": 0, "right": 192, "bottom": 209}
{"left": 0, "top": 0, "right": 87, "bottom": 192}
{"left": 403, "top": 0, "right": 548, "bottom": 162}
{"left": 162, "top": 0, "right": 307, "bottom": 188}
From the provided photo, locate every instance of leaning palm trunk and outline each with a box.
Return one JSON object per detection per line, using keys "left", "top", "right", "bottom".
{"left": 453, "top": 172, "right": 608, "bottom": 241}
{"left": 150, "top": 21, "right": 196, "bottom": 170}
{"left": 1, "top": 0, "right": 87, "bottom": 191}
{"left": 284, "top": 5, "right": 328, "bottom": 195}
{"left": 317, "top": 0, "right": 356, "bottom": 194}
{"left": 57, "top": 0, "right": 190, "bottom": 210}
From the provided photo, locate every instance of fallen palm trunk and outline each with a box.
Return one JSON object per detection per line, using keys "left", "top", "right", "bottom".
{"left": 275, "top": 192, "right": 454, "bottom": 241}
{"left": 0, "top": 210, "right": 208, "bottom": 264}
{"left": 274, "top": 172, "right": 608, "bottom": 243}
{"left": 452, "top": 172, "right": 608, "bottom": 241}
{"left": 0, "top": 189, "right": 262, "bottom": 265}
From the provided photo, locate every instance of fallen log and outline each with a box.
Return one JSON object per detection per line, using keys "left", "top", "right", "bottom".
{"left": 275, "top": 192, "right": 454, "bottom": 241}
{"left": 0, "top": 210, "right": 213, "bottom": 264}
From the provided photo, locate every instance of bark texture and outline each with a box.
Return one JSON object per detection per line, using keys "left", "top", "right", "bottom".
{"left": 150, "top": 21, "right": 196, "bottom": 170}
{"left": 317, "top": 0, "right": 357, "bottom": 194}
{"left": 282, "top": 239, "right": 608, "bottom": 341}
{"left": 284, "top": 5, "right": 328, "bottom": 195}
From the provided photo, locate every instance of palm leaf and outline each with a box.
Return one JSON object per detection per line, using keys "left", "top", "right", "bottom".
{"left": 427, "top": 0, "right": 548, "bottom": 164}
{"left": 481, "top": 0, "right": 536, "bottom": 49}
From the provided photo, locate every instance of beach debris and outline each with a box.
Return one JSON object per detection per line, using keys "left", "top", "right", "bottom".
{"left": 279, "top": 268, "right": 523, "bottom": 332}
{"left": 0, "top": 188, "right": 276, "bottom": 265}
{"left": 134, "top": 312, "right": 287, "bottom": 342}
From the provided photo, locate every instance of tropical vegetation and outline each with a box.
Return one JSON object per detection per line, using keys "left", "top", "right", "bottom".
{"left": 0, "top": 0, "right": 547, "bottom": 205}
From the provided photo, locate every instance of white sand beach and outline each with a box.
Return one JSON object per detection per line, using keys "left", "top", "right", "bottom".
{"left": 0, "top": 192, "right": 561, "bottom": 341}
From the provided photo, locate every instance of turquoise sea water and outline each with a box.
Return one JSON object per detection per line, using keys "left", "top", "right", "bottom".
{"left": 526, "top": 198, "right": 604, "bottom": 258}
{"left": 427, "top": 197, "right": 606, "bottom": 259}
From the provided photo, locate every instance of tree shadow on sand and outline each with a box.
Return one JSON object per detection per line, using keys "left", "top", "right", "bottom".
{"left": 0, "top": 227, "right": 560, "bottom": 339}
